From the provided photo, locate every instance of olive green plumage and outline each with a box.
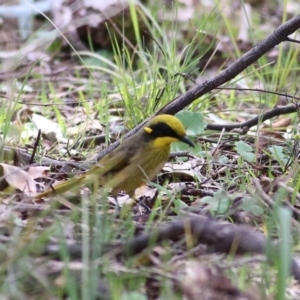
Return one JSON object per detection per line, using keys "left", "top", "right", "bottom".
{"left": 35, "top": 114, "right": 194, "bottom": 200}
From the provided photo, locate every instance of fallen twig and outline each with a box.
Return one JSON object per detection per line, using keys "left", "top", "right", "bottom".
{"left": 118, "top": 215, "right": 300, "bottom": 282}
{"left": 44, "top": 213, "right": 300, "bottom": 282}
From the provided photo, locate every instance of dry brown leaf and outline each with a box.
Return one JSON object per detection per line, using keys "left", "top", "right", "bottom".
{"left": 262, "top": 117, "right": 292, "bottom": 130}
{"left": 108, "top": 194, "right": 133, "bottom": 206}
{"left": 27, "top": 166, "right": 50, "bottom": 179}
{"left": 0, "top": 163, "right": 43, "bottom": 195}
{"left": 163, "top": 159, "right": 204, "bottom": 181}
{"left": 135, "top": 185, "right": 157, "bottom": 199}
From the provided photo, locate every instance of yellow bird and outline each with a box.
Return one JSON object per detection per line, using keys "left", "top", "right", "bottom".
{"left": 35, "top": 114, "right": 194, "bottom": 200}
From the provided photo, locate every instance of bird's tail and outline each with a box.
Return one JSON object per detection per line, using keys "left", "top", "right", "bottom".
{"left": 34, "top": 175, "right": 86, "bottom": 200}
{"left": 34, "top": 165, "right": 116, "bottom": 201}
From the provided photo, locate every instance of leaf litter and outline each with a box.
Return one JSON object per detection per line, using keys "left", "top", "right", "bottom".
{"left": 0, "top": 0, "right": 300, "bottom": 299}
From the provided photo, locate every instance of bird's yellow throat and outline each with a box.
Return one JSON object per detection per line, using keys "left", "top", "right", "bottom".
{"left": 152, "top": 136, "right": 179, "bottom": 148}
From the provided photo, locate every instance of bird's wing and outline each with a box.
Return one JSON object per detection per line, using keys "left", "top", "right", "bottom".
{"left": 88, "top": 148, "right": 130, "bottom": 176}
{"left": 82, "top": 149, "right": 131, "bottom": 187}
{"left": 34, "top": 139, "right": 138, "bottom": 200}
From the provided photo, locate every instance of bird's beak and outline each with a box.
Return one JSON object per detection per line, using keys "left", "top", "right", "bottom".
{"left": 180, "top": 136, "right": 194, "bottom": 148}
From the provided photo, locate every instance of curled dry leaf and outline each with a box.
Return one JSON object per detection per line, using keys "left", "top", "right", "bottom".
{"left": 135, "top": 185, "right": 157, "bottom": 200}
{"left": 107, "top": 194, "right": 133, "bottom": 206}
{"left": 27, "top": 166, "right": 50, "bottom": 179}
{"left": 163, "top": 158, "right": 204, "bottom": 181}
{"left": 168, "top": 182, "right": 191, "bottom": 193}
{"left": 0, "top": 163, "right": 46, "bottom": 196}
{"left": 107, "top": 186, "right": 157, "bottom": 207}
{"left": 262, "top": 117, "right": 292, "bottom": 130}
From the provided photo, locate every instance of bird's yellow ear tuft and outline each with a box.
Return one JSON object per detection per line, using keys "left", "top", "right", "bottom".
{"left": 144, "top": 127, "right": 152, "bottom": 134}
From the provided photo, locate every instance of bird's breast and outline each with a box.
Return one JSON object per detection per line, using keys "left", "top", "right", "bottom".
{"left": 140, "top": 145, "right": 170, "bottom": 180}
{"left": 109, "top": 144, "right": 170, "bottom": 196}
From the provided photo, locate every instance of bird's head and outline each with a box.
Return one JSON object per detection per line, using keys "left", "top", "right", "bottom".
{"left": 143, "top": 114, "right": 194, "bottom": 148}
